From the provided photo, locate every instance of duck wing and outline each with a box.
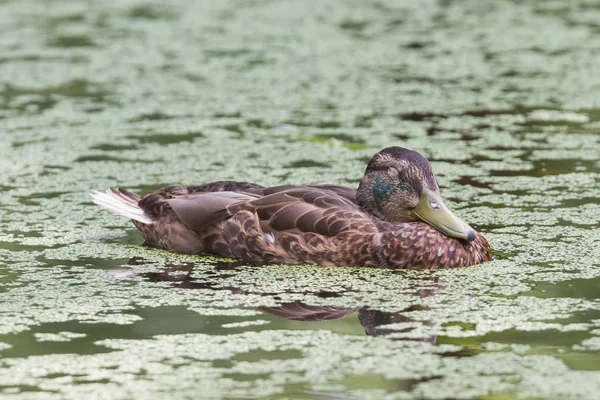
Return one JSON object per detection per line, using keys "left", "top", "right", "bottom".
{"left": 164, "top": 185, "right": 369, "bottom": 237}
{"left": 244, "top": 187, "right": 366, "bottom": 236}
{"left": 253, "top": 184, "right": 356, "bottom": 203}
{"left": 165, "top": 191, "right": 259, "bottom": 231}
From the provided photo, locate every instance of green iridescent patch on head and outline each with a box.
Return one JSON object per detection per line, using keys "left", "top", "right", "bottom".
{"left": 372, "top": 177, "right": 397, "bottom": 204}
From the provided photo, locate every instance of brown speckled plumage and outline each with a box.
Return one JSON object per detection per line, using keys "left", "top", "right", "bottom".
{"left": 92, "top": 147, "right": 492, "bottom": 269}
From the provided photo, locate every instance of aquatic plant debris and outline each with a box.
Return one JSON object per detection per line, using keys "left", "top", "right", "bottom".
{"left": 2, "top": 0, "right": 600, "bottom": 398}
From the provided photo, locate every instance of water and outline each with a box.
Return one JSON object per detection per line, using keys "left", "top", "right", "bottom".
{"left": 1, "top": 0, "right": 600, "bottom": 398}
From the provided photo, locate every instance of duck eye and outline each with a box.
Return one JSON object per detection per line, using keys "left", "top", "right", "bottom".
{"left": 429, "top": 200, "right": 439, "bottom": 209}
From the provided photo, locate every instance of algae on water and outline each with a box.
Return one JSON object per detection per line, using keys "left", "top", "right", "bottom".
{"left": 1, "top": 0, "right": 600, "bottom": 398}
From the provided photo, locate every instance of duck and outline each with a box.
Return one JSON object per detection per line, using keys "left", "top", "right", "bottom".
{"left": 91, "top": 146, "right": 492, "bottom": 269}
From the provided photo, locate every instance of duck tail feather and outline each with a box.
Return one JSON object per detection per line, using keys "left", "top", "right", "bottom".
{"left": 91, "top": 188, "right": 154, "bottom": 225}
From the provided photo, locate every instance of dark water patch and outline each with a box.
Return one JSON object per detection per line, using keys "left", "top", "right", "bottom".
{"left": 233, "top": 348, "right": 304, "bottom": 363}
{"left": 7, "top": 230, "right": 43, "bottom": 238}
{"left": 28, "top": 191, "right": 68, "bottom": 199}
{"left": 17, "top": 191, "right": 69, "bottom": 205}
{"left": 0, "top": 325, "right": 114, "bottom": 358}
{"left": 0, "top": 54, "right": 87, "bottom": 66}
{"left": 214, "top": 111, "right": 242, "bottom": 118}
{"left": 183, "top": 72, "right": 206, "bottom": 82}
{"left": 354, "top": 114, "right": 376, "bottom": 128}
{"left": 558, "top": 197, "right": 600, "bottom": 208}
{"left": 437, "top": 346, "right": 481, "bottom": 358}
{"left": 426, "top": 126, "right": 444, "bottom": 137}
{"left": 286, "top": 160, "right": 331, "bottom": 168}
{"left": 487, "top": 145, "right": 529, "bottom": 152}
{"left": 90, "top": 143, "right": 134, "bottom": 151}
{"left": 47, "top": 35, "right": 96, "bottom": 48}
{"left": 128, "top": 4, "right": 177, "bottom": 20}
{"left": 399, "top": 107, "right": 534, "bottom": 122}
{"left": 499, "top": 69, "right": 520, "bottom": 78}
{"left": 0, "top": 241, "right": 67, "bottom": 252}
{"left": 287, "top": 119, "right": 342, "bottom": 129}
{"left": 127, "top": 132, "right": 202, "bottom": 145}
{"left": 101, "top": 229, "right": 147, "bottom": 248}
{"left": 393, "top": 133, "right": 411, "bottom": 141}
{"left": 219, "top": 124, "right": 244, "bottom": 134}
{"left": 430, "top": 153, "right": 496, "bottom": 167}
{"left": 536, "top": 159, "right": 599, "bottom": 174}
{"left": 129, "top": 305, "right": 258, "bottom": 336}
{"left": 460, "top": 108, "right": 526, "bottom": 118}
{"left": 547, "top": 309, "right": 600, "bottom": 330}
{"left": 215, "top": 349, "right": 305, "bottom": 372}
{"left": 476, "top": 328, "right": 600, "bottom": 371}
{"left": 460, "top": 133, "right": 479, "bottom": 141}
{"left": 491, "top": 158, "right": 598, "bottom": 177}
{"left": 339, "top": 20, "right": 369, "bottom": 32}
{"left": 222, "top": 372, "right": 271, "bottom": 383}
{"left": 300, "top": 133, "right": 367, "bottom": 151}
{"left": 246, "top": 118, "right": 270, "bottom": 129}
{"left": 403, "top": 41, "right": 430, "bottom": 50}
{"left": 205, "top": 49, "right": 252, "bottom": 58}
{"left": 44, "top": 13, "right": 86, "bottom": 27}
{"left": 0, "top": 385, "right": 50, "bottom": 395}
{"left": 398, "top": 112, "right": 445, "bottom": 121}
{"left": 390, "top": 75, "right": 441, "bottom": 84}
{"left": 332, "top": 374, "right": 441, "bottom": 394}
{"left": 39, "top": 256, "right": 130, "bottom": 270}
{"left": 520, "top": 119, "right": 587, "bottom": 128}
{"left": 238, "top": 56, "right": 270, "bottom": 70}
{"left": 128, "top": 112, "right": 178, "bottom": 122}
{"left": 314, "top": 290, "right": 343, "bottom": 298}
{"left": 453, "top": 176, "right": 493, "bottom": 189}
{"left": 339, "top": 20, "right": 369, "bottom": 39}
{"left": 582, "top": 108, "right": 600, "bottom": 122}
{"left": 489, "top": 169, "right": 541, "bottom": 177}
{"left": 43, "top": 165, "right": 70, "bottom": 172}
{"left": 75, "top": 155, "right": 151, "bottom": 163}
{"left": 0, "top": 310, "right": 228, "bottom": 358}
{"left": 316, "top": 100, "right": 337, "bottom": 111}
{"left": 442, "top": 321, "right": 477, "bottom": 332}
{"left": 212, "top": 260, "right": 247, "bottom": 271}
{"left": 0, "top": 185, "right": 18, "bottom": 192}
{"left": 558, "top": 352, "right": 600, "bottom": 372}
{"left": 12, "top": 137, "right": 53, "bottom": 148}
{"left": 489, "top": 248, "right": 517, "bottom": 260}
{"left": 521, "top": 277, "right": 600, "bottom": 300}
{"left": 1, "top": 79, "right": 110, "bottom": 112}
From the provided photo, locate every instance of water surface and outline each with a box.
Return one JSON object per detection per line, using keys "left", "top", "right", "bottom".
{"left": 1, "top": 0, "right": 600, "bottom": 399}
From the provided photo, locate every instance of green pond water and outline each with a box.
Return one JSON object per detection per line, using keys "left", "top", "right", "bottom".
{"left": 1, "top": 0, "right": 600, "bottom": 398}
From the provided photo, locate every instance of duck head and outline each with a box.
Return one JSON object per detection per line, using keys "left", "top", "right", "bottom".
{"left": 357, "top": 146, "right": 476, "bottom": 242}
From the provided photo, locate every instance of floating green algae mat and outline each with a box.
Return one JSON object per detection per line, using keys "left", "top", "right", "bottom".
{"left": 2, "top": 0, "right": 600, "bottom": 398}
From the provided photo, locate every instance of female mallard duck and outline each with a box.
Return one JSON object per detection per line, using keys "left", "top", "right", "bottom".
{"left": 92, "top": 147, "right": 492, "bottom": 269}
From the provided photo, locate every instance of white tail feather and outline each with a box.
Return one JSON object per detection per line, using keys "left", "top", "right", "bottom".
{"left": 91, "top": 189, "right": 154, "bottom": 224}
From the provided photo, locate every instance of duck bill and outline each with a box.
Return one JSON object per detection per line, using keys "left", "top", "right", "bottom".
{"left": 411, "top": 187, "right": 476, "bottom": 242}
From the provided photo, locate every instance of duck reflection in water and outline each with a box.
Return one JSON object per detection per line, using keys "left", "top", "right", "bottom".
{"left": 111, "top": 259, "right": 441, "bottom": 342}
{"left": 260, "top": 301, "right": 438, "bottom": 343}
